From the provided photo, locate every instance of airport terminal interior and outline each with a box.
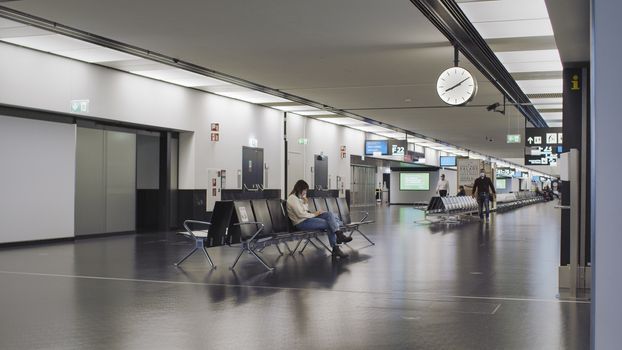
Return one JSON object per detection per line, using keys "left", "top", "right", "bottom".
{"left": 0, "top": 0, "right": 620, "bottom": 349}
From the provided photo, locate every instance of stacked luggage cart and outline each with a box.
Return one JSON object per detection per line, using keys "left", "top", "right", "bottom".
{"left": 416, "top": 196, "right": 480, "bottom": 224}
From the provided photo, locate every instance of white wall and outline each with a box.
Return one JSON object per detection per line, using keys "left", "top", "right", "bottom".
{"left": 286, "top": 113, "right": 365, "bottom": 192}
{"left": 592, "top": 0, "right": 622, "bottom": 348}
{"left": 0, "top": 42, "right": 284, "bottom": 192}
{"left": 424, "top": 148, "right": 440, "bottom": 166}
{"left": 0, "top": 115, "right": 76, "bottom": 243}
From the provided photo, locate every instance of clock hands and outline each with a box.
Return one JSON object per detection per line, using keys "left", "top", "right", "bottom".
{"left": 444, "top": 77, "right": 470, "bottom": 92}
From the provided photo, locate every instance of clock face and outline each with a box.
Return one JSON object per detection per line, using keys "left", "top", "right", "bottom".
{"left": 436, "top": 67, "right": 478, "bottom": 106}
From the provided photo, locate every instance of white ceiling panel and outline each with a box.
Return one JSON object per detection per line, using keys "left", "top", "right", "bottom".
{"left": 316, "top": 117, "right": 366, "bottom": 126}
{"left": 1, "top": 34, "right": 97, "bottom": 52}
{"left": 131, "top": 68, "right": 230, "bottom": 87}
{"left": 473, "top": 19, "right": 554, "bottom": 39}
{"left": 55, "top": 47, "right": 138, "bottom": 63}
{"left": 458, "top": 0, "right": 549, "bottom": 23}
{"left": 517, "top": 79, "right": 563, "bottom": 94}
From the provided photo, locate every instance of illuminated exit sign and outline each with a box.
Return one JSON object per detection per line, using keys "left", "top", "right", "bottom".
{"left": 507, "top": 134, "right": 521, "bottom": 144}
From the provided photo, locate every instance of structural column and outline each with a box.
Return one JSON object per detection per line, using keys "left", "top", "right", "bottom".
{"left": 592, "top": 0, "right": 622, "bottom": 348}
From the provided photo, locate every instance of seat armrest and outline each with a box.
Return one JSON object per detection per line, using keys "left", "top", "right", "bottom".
{"left": 233, "top": 222, "right": 266, "bottom": 242}
{"left": 183, "top": 220, "right": 212, "bottom": 239}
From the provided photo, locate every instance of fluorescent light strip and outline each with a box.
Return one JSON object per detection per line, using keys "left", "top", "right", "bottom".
{"left": 316, "top": 117, "right": 366, "bottom": 126}
{"left": 458, "top": 0, "right": 549, "bottom": 23}
{"left": 271, "top": 105, "right": 319, "bottom": 112}
{"left": 294, "top": 110, "right": 335, "bottom": 116}
{"left": 473, "top": 19, "right": 553, "bottom": 39}
{"left": 516, "top": 79, "right": 563, "bottom": 94}
{"left": 535, "top": 104, "right": 563, "bottom": 110}
{"left": 350, "top": 125, "right": 393, "bottom": 133}
{"left": 2, "top": 34, "right": 97, "bottom": 52}
{"left": 495, "top": 49, "right": 560, "bottom": 63}
{"left": 131, "top": 69, "right": 230, "bottom": 87}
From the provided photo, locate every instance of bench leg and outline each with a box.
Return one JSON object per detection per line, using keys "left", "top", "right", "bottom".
{"left": 315, "top": 237, "right": 332, "bottom": 252}
{"left": 202, "top": 247, "right": 216, "bottom": 268}
{"left": 355, "top": 228, "right": 375, "bottom": 245}
{"left": 291, "top": 239, "right": 304, "bottom": 255}
{"left": 230, "top": 248, "right": 245, "bottom": 270}
{"left": 174, "top": 248, "right": 197, "bottom": 266}
{"left": 275, "top": 244, "right": 284, "bottom": 256}
{"left": 283, "top": 241, "right": 293, "bottom": 254}
{"left": 249, "top": 249, "right": 275, "bottom": 271}
{"left": 299, "top": 239, "right": 311, "bottom": 253}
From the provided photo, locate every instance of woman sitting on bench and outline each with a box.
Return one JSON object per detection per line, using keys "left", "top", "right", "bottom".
{"left": 286, "top": 180, "right": 351, "bottom": 259}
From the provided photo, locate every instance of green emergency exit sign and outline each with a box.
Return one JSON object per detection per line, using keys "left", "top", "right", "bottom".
{"left": 506, "top": 134, "right": 521, "bottom": 144}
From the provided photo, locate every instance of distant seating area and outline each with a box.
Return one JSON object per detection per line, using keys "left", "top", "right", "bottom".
{"left": 495, "top": 191, "right": 545, "bottom": 211}
{"left": 175, "top": 197, "right": 374, "bottom": 271}
{"left": 417, "top": 191, "right": 546, "bottom": 224}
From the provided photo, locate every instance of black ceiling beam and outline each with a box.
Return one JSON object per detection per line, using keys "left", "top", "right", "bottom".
{"left": 410, "top": 0, "right": 548, "bottom": 127}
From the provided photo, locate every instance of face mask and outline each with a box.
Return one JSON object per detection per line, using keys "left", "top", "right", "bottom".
{"left": 480, "top": 173, "right": 485, "bottom": 178}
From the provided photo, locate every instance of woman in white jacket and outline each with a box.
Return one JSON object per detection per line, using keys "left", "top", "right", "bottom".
{"left": 286, "top": 180, "right": 351, "bottom": 258}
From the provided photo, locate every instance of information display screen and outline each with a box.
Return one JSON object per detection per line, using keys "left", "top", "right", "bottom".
{"left": 496, "top": 179, "right": 507, "bottom": 189}
{"left": 365, "top": 140, "right": 388, "bottom": 155}
{"left": 400, "top": 173, "right": 430, "bottom": 191}
{"left": 440, "top": 156, "right": 457, "bottom": 167}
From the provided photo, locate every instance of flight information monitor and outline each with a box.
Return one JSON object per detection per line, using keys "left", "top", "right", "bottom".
{"left": 440, "top": 156, "right": 457, "bottom": 167}
{"left": 365, "top": 140, "right": 388, "bottom": 155}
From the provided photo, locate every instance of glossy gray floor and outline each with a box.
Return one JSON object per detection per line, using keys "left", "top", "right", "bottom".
{"left": 0, "top": 202, "right": 589, "bottom": 349}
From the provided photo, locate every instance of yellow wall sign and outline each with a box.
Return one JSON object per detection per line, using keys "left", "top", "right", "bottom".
{"left": 571, "top": 74, "right": 580, "bottom": 91}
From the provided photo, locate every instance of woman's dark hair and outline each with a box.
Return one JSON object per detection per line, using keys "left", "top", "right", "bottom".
{"left": 290, "top": 180, "right": 309, "bottom": 197}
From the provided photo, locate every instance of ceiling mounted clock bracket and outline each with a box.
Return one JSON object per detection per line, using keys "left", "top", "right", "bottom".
{"left": 410, "top": 0, "right": 547, "bottom": 127}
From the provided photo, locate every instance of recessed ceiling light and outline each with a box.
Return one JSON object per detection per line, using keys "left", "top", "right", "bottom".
{"left": 473, "top": 19, "right": 553, "bottom": 39}
{"left": 2, "top": 34, "right": 97, "bottom": 52}
{"left": 211, "top": 90, "right": 290, "bottom": 104}
{"left": 458, "top": 0, "right": 549, "bottom": 23}
{"left": 130, "top": 69, "right": 229, "bottom": 87}
{"left": 540, "top": 112, "right": 562, "bottom": 120}
{"left": 529, "top": 97, "right": 563, "bottom": 105}
{"left": 55, "top": 47, "right": 138, "bottom": 63}
{"left": 350, "top": 125, "right": 393, "bottom": 133}
{"left": 516, "top": 79, "right": 563, "bottom": 94}
{"left": 271, "top": 105, "right": 318, "bottom": 112}
{"left": 535, "top": 104, "right": 563, "bottom": 110}
{"left": 294, "top": 110, "right": 335, "bottom": 116}
{"left": 376, "top": 132, "right": 406, "bottom": 140}
{"left": 495, "top": 50, "right": 560, "bottom": 63}
{"left": 316, "top": 117, "right": 366, "bottom": 126}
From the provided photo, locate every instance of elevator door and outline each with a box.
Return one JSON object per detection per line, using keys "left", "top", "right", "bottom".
{"left": 350, "top": 165, "right": 376, "bottom": 207}
{"left": 242, "top": 146, "right": 264, "bottom": 190}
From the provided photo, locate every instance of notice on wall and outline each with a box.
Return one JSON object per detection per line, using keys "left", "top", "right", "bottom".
{"left": 457, "top": 158, "right": 481, "bottom": 187}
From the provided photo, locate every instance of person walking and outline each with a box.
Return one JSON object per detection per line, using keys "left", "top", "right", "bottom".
{"left": 472, "top": 169, "right": 496, "bottom": 221}
{"left": 436, "top": 173, "right": 450, "bottom": 197}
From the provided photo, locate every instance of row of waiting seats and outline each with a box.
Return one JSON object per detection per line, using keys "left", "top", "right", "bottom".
{"left": 176, "top": 197, "right": 374, "bottom": 271}
{"left": 426, "top": 196, "right": 479, "bottom": 214}
{"left": 495, "top": 191, "right": 544, "bottom": 211}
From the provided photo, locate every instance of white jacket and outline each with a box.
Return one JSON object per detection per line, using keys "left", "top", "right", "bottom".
{"left": 286, "top": 194, "right": 316, "bottom": 226}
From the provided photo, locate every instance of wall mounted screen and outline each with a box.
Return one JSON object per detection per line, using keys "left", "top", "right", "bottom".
{"left": 365, "top": 140, "right": 388, "bottom": 155}
{"left": 400, "top": 172, "right": 430, "bottom": 191}
{"left": 440, "top": 156, "right": 457, "bottom": 167}
{"left": 496, "top": 178, "right": 507, "bottom": 189}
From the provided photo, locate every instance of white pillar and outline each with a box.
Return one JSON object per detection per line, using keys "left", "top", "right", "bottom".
{"left": 592, "top": 0, "right": 622, "bottom": 348}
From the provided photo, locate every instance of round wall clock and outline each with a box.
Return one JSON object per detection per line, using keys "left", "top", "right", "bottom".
{"left": 436, "top": 67, "right": 478, "bottom": 106}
